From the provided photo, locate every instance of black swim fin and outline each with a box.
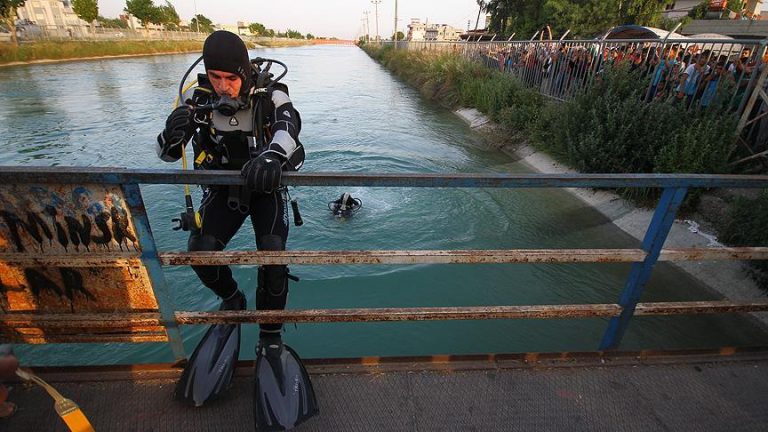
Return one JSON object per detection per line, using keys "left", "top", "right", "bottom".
{"left": 254, "top": 337, "right": 318, "bottom": 431}
{"left": 175, "top": 323, "right": 241, "bottom": 407}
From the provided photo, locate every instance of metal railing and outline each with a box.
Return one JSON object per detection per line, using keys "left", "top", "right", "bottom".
{"left": 1, "top": 167, "right": 768, "bottom": 362}
{"left": 387, "top": 38, "right": 767, "bottom": 114}
{"left": 13, "top": 24, "right": 206, "bottom": 42}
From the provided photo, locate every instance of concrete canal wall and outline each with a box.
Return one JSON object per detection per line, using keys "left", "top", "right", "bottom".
{"left": 456, "top": 107, "right": 768, "bottom": 327}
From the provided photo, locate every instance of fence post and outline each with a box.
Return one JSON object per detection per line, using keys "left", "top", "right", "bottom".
{"left": 121, "top": 183, "right": 186, "bottom": 361}
{"left": 599, "top": 187, "right": 688, "bottom": 350}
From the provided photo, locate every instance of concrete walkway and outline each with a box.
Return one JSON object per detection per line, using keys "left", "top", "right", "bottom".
{"left": 3, "top": 351, "right": 767, "bottom": 431}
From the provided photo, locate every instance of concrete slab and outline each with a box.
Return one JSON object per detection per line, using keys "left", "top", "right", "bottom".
{"left": 4, "top": 353, "right": 767, "bottom": 432}
{"left": 455, "top": 108, "right": 491, "bottom": 128}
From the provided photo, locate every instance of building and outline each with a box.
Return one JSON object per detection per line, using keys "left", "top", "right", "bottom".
{"left": 666, "top": 0, "right": 764, "bottom": 19}
{"left": 407, "top": 18, "right": 461, "bottom": 41}
{"left": 120, "top": 13, "right": 164, "bottom": 31}
{"left": 214, "top": 24, "right": 240, "bottom": 34}
{"left": 15, "top": 0, "right": 88, "bottom": 29}
{"left": 236, "top": 21, "right": 250, "bottom": 36}
{"left": 407, "top": 18, "right": 426, "bottom": 40}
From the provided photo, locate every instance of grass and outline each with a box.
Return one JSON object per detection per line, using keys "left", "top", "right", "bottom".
{"left": 254, "top": 39, "right": 312, "bottom": 48}
{"left": 0, "top": 40, "right": 205, "bottom": 64}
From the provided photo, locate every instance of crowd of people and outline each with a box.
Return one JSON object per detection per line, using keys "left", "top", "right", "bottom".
{"left": 473, "top": 41, "right": 766, "bottom": 110}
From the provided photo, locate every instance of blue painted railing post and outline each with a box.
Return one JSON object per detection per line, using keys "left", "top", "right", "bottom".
{"left": 599, "top": 187, "right": 688, "bottom": 350}
{"left": 122, "top": 183, "right": 186, "bottom": 361}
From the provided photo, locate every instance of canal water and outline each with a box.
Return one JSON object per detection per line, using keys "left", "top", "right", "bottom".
{"left": 2, "top": 46, "right": 767, "bottom": 366}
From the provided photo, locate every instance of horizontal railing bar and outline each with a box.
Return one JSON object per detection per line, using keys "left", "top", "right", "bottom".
{"left": 4, "top": 302, "right": 766, "bottom": 330}
{"left": 174, "top": 300, "right": 768, "bottom": 324}
{"left": 158, "top": 247, "right": 768, "bottom": 266}
{"left": 1, "top": 167, "right": 767, "bottom": 188}
{"left": 175, "top": 305, "right": 622, "bottom": 323}
{"left": 0, "top": 253, "right": 142, "bottom": 267}
{"left": 0, "top": 313, "right": 162, "bottom": 328}
{"left": 3, "top": 335, "right": 169, "bottom": 344}
{"left": 660, "top": 247, "right": 768, "bottom": 261}
{"left": 4, "top": 248, "right": 765, "bottom": 267}
{"left": 635, "top": 301, "right": 768, "bottom": 315}
{"left": 160, "top": 249, "right": 648, "bottom": 265}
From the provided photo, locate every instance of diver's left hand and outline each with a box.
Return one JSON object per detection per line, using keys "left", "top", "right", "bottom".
{"left": 242, "top": 155, "right": 282, "bottom": 194}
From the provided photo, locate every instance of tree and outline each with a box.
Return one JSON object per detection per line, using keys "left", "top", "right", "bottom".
{"left": 285, "top": 29, "right": 303, "bottom": 39}
{"left": 391, "top": 31, "right": 404, "bottom": 41}
{"left": 688, "top": 0, "right": 709, "bottom": 19}
{"left": 618, "top": 0, "right": 675, "bottom": 27}
{"left": 190, "top": 14, "right": 213, "bottom": 33}
{"left": 98, "top": 15, "right": 129, "bottom": 29}
{"left": 72, "top": 0, "right": 98, "bottom": 27}
{"left": 306, "top": 33, "right": 314, "bottom": 39}
{"left": 124, "top": 0, "right": 162, "bottom": 27}
{"left": 482, "top": 0, "right": 676, "bottom": 40}
{"left": 158, "top": 1, "right": 180, "bottom": 29}
{"left": 249, "top": 22, "right": 266, "bottom": 35}
{"left": 0, "top": 0, "right": 25, "bottom": 45}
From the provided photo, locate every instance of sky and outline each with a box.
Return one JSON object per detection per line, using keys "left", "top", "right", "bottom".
{"left": 100, "top": 0, "right": 486, "bottom": 40}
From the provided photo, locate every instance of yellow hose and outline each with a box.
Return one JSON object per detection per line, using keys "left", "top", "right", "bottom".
{"left": 16, "top": 369, "right": 95, "bottom": 432}
{"left": 175, "top": 81, "right": 202, "bottom": 229}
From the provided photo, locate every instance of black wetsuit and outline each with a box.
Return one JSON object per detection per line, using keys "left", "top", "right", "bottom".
{"left": 157, "top": 75, "right": 302, "bottom": 334}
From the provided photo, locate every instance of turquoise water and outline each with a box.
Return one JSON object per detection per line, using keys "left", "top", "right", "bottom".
{"left": 2, "top": 46, "right": 767, "bottom": 366}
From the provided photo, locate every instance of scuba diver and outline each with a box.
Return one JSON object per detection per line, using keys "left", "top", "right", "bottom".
{"left": 155, "top": 31, "right": 317, "bottom": 429}
{"left": 328, "top": 192, "right": 362, "bottom": 218}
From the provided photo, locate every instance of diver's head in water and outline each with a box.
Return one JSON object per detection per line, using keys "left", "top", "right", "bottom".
{"left": 202, "top": 31, "right": 252, "bottom": 99}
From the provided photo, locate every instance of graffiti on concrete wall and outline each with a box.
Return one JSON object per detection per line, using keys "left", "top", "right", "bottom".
{"left": 0, "top": 184, "right": 140, "bottom": 253}
{"left": 0, "top": 184, "right": 159, "bottom": 316}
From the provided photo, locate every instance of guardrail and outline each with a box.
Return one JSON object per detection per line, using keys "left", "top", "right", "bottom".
{"left": 1, "top": 167, "right": 767, "bottom": 362}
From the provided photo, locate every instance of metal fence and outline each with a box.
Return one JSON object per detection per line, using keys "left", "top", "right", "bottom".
{"left": 13, "top": 24, "right": 205, "bottom": 42}
{"left": 392, "top": 38, "right": 767, "bottom": 113}
{"left": 383, "top": 38, "right": 768, "bottom": 168}
{"left": 1, "top": 167, "right": 768, "bottom": 363}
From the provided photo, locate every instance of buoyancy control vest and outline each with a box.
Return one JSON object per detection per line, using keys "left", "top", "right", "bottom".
{"left": 188, "top": 72, "right": 305, "bottom": 172}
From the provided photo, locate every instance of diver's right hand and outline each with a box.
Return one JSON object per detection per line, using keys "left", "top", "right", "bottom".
{"left": 156, "top": 106, "right": 194, "bottom": 162}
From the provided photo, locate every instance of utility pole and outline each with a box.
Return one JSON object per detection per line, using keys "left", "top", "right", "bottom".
{"left": 393, "top": 0, "right": 398, "bottom": 47}
{"left": 193, "top": 0, "right": 200, "bottom": 33}
{"left": 363, "top": 11, "right": 371, "bottom": 43}
{"left": 371, "top": 0, "right": 381, "bottom": 41}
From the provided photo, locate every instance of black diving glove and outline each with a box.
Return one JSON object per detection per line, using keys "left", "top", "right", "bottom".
{"left": 242, "top": 155, "right": 282, "bottom": 194}
{"left": 156, "top": 106, "right": 194, "bottom": 161}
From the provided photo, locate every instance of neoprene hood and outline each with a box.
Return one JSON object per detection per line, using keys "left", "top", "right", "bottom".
{"left": 202, "top": 31, "right": 252, "bottom": 95}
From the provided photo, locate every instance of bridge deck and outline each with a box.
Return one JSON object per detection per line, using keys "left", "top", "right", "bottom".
{"left": 3, "top": 350, "right": 767, "bottom": 432}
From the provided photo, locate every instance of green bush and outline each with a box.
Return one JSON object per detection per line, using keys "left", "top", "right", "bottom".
{"left": 719, "top": 190, "right": 768, "bottom": 291}
{"left": 543, "top": 64, "right": 737, "bottom": 176}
